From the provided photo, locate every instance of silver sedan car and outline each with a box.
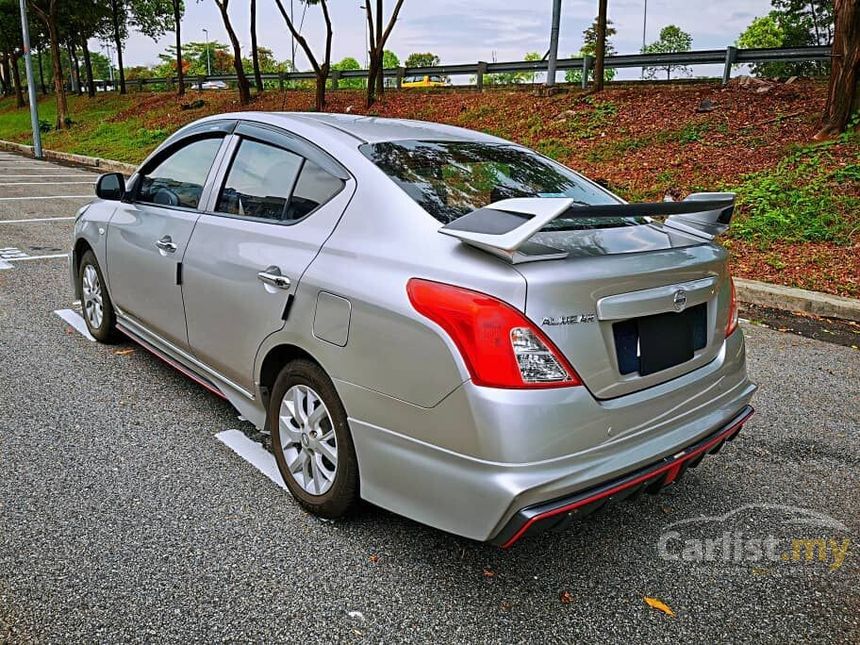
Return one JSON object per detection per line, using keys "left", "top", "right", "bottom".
{"left": 71, "top": 113, "right": 756, "bottom": 546}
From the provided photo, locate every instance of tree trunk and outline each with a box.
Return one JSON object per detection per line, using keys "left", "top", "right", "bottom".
{"left": 250, "top": 0, "right": 263, "bottom": 92}
{"left": 375, "top": 0, "right": 383, "bottom": 97}
{"left": 38, "top": 48, "right": 47, "bottom": 95}
{"left": 0, "top": 52, "right": 9, "bottom": 96}
{"left": 174, "top": 1, "right": 184, "bottom": 97}
{"left": 217, "top": 2, "right": 251, "bottom": 104}
{"left": 593, "top": 0, "right": 608, "bottom": 91}
{"left": 69, "top": 40, "right": 82, "bottom": 95}
{"left": 315, "top": 67, "right": 327, "bottom": 111}
{"left": 816, "top": 0, "right": 860, "bottom": 138}
{"left": 82, "top": 40, "right": 95, "bottom": 98}
{"left": 110, "top": 0, "right": 126, "bottom": 94}
{"left": 366, "top": 53, "right": 380, "bottom": 108}
{"left": 48, "top": 21, "right": 68, "bottom": 128}
{"left": 11, "top": 53, "right": 25, "bottom": 108}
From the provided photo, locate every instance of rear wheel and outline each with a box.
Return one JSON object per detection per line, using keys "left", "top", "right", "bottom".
{"left": 269, "top": 360, "right": 359, "bottom": 518}
{"left": 78, "top": 250, "right": 119, "bottom": 343}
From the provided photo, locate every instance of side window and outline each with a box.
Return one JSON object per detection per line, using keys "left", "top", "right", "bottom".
{"left": 216, "top": 139, "right": 303, "bottom": 220}
{"left": 137, "top": 137, "right": 223, "bottom": 209}
{"left": 284, "top": 160, "right": 344, "bottom": 221}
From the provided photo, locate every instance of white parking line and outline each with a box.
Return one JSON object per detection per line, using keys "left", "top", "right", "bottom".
{"left": 5, "top": 253, "right": 69, "bottom": 261}
{"left": 215, "top": 430, "right": 288, "bottom": 491}
{"left": 54, "top": 308, "right": 96, "bottom": 341}
{"left": 0, "top": 174, "right": 93, "bottom": 178}
{"left": 0, "top": 195, "right": 91, "bottom": 201}
{"left": 0, "top": 217, "right": 76, "bottom": 224}
{"left": 0, "top": 181, "right": 94, "bottom": 185}
{"left": 0, "top": 260, "right": 11, "bottom": 269}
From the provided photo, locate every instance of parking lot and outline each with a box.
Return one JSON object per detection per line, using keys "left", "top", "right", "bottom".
{"left": 0, "top": 151, "right": 857, "bottom": 643}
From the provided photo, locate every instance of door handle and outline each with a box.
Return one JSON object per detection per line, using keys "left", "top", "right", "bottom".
{"left": 257, "top": 266, "right": 291, "bottom": 290}
{"left": 155, "top": 236, "right": 177, "bottom": 254}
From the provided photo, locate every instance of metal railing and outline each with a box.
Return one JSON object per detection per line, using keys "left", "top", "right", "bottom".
{"left": 93, "top": 45, "right": 831, "bottom": 92}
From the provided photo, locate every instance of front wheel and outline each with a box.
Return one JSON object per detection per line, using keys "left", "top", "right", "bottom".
{"left": 269, "top": 360, "right": 359, "bottom": 518}
{"left": 78, "top": 250, "right": 119, "bottom": 343}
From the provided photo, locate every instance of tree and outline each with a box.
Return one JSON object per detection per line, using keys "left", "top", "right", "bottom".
{"left": 737, "top": 3, "right": 833, "bottom": 77}
{"left": 29, "top": 0, "right": 68, "bottom": 128}
{"left": 250, "top": 0, "right": 262, "bottom": 92}
{"left": 331, "top": 55, "right": 362, "bottom": 88}
{"left": 167, "top": 0, "right": 186, "bottom": 96}
{"left": 565, "top": 18, "right": 617, "bottom": 84}
{"left": 643, "top": 25, "right": 693, "bottom": 80}
{"left": 593, "top": 0, "right": 608, "bottom": 90}
{"left": 816, "top": 0, "right": 859, "bottom": 138}
{"left": 484, "top": 51, "right": 542, "bottom": 85}
{"left": 101, "top": 0, "right": 172, "bottom": 94}
{"left": 273, "top": 0, "right": 332, "bottom": 111}
{"left": 213, "top": 0, "right": 251, "bottom": 103}
{"left": 63, "top": 0, "right": 111, "bottom": 97}
{"left": 405, "top": 52, "right": 439, "bottom": 68}
{"left": 364, "top": 0, "right": 406, "bottom": 107}
{"left": 0, "top": 0, "right": 25, "bottom": 107}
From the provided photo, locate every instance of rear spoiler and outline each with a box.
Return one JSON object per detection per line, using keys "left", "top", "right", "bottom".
{"left": 439, "top": 192, "right": 735, "bottom": 264}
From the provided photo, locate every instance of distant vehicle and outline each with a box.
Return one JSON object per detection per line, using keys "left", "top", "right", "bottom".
{"left": 71, "top": 113, "right": 755, "bottom": 547}
{"left": 402, "top": 74, "right": 448, "bottom": 88}
{"left": 200, "top": 80, "right": 228, "bottom": 90}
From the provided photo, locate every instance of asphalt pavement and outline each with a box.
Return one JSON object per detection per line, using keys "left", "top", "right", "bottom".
{"left": 0, "top": 152, "right": 858, "bottom": 643}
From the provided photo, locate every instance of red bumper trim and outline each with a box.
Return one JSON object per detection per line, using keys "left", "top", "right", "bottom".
{"left": 498, "top": 406, "right": 754, "bottom": 549}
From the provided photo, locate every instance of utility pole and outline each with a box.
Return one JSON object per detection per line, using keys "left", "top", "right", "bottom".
{"left": 203, "top": 28, "right": 211, "bottom": 76}
{"left": 18, "top": 0, "right": 42, "bottom": 158}
{"left": 641, "top": 0, "right": 647, "bottom": 79}
{"left": 545, "top": 0, "right": 562, "bottom": 87}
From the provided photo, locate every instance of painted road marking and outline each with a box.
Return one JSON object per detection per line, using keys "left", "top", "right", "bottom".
{"left": 0, "top": 195, "right": 91, "bottom": 201}
{"left": 0, "top": 217, "right": 76, "bottom": 224}
{"left": 0, "top": 260, "right": 12, "bottom": 269}
{"left": 0, "top": 174, "right": 93, "bottom": 178}
{"left": 6, "top": 253, "right": 69, "bottom": 261}
{"left": 0, "top": 181, "right": 94, "bottom": 186}
{"left": 215, "top": 430, "right": 287, "bottom": 491}
{"left": 54, "top": 308, "right": 96, "bottom": 341}
{"left": 0, "top": 247, "right": 29, "bottom": 259}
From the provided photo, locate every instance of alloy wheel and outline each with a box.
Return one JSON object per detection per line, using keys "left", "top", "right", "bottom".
{"left": 278, "top": 384, "right": 338, "bottom": 495}
{"left": 82, "top": 264, "right": 103, "bottom": 329}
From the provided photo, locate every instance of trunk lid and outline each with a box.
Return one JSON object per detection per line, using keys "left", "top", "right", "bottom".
{"left": 516, "top": 224, "right": 732, "bottom": 399}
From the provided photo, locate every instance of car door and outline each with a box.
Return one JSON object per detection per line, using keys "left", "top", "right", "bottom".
{"left": 181, "top": 123, "right": 354, "bottom": 392}
{"left": 106, "top": 132, "right": 229, "bottom": 349}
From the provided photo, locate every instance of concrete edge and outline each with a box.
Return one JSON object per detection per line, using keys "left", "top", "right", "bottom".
{"left": 735, "top": 278, "right": 860, "bottom": 323}
{"left": 0, "top": 139, "right": 137, "bottom": 176}
{"left": 2, "top": 139, "right": 857, "bottom": 322}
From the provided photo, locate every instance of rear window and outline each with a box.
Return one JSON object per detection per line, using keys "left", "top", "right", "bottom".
{"left": 360, "top": 139, "right": 637, "bottom": 230}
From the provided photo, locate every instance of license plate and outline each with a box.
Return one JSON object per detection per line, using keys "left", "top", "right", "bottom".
{"left": 637, "top": 310, "right": 694, "bottom": 376}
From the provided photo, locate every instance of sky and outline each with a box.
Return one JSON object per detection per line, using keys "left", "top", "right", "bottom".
{"left": 109, "top": 0, "right": 773, "bottom": 76}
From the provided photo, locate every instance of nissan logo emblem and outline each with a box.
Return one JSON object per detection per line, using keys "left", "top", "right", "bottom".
{"left": 673, "top": 289, "right": 688, "bottom": 312}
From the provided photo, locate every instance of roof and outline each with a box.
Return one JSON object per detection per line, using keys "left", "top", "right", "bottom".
{"left": 260, "top": 112, "right": 505, "bottom": 145}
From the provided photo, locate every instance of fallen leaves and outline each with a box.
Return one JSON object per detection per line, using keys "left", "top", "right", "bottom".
{"left": 643, "top": 596, "right": 675, "bottom": 617}
{"left": 113, "top": 349, "right": 135, "bottom": 356}
{"left": 368, "top": 554, "right": 379, "bottom": 564}
{"left": 559, "top": 590, "right": 574, "bottom": 604}
{"left": 482, "top": 567, "right": 495, "bottom": 578}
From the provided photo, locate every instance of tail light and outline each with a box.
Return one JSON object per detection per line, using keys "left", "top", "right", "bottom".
{"left": 726, "top": 276, "right": 739, "bottom": 337}
{"left": 406, "top": 278, "right": 582, "bottom": 389}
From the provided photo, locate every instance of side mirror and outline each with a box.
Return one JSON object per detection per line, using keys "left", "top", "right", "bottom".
{"left": 95, "top": 172, "right": 125, "bottom": 201}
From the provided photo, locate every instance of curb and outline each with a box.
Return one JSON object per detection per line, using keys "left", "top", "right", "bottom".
{"left": 2, "top": 139, "right": 857, "bottom": 322}
{"left": 0, "top": 139, "right": 137, "bottom": 176}
{"left": 735, "top": 278, "right": 860, "bottom": 323}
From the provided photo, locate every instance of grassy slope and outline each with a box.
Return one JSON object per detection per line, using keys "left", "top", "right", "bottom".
{"left": 1, "top": 82, "right": 857, "bottom": 296}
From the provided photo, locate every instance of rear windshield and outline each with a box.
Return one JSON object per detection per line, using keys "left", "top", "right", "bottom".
{"left": 360, "top": 139, "right": 638, "bottom": 230}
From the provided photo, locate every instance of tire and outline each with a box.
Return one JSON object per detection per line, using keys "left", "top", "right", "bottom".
{"left": 269, "top": 359, "right": 359, "bottom": 518}
{"left": 78, "top": 249, "right": 119, "bottom": 343}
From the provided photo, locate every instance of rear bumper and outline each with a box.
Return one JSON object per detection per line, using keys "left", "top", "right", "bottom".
{"left": 491, "top": 405, "right": 754, "bottom": 547}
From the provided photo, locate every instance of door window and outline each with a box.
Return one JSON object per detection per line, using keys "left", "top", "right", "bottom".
{"left": 216, "top": 139, "right": 303, "bottom": 221}
{"left": 284, "top": 160, "right": 344, "bottom": 221}
{"left": 137, "top": 137, "right": 223, "bottom": 209}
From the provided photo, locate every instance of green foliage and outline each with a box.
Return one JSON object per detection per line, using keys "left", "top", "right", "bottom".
{"left": 565, "top": 18, "right": 617, "bottom": 84}
{"left": 736, "top": 10, "right": 829, "bottom": 77}
{"left": 642, "top": 25, "right": 693, "bottom": 80}
{"left": 536, "top": 138, "right": 572, "bottom": 161}
{"left": 484, "top": 52, "right": 543, "bottom": 86}
{"left": 730, "top": 144, "right": 859, "bottom": 245}
{"left": 405, "top": 52, "right": 440, "bottom": 68}
{"left": 331, "top": 56, "right": 363, "bottom": 88}
{"left": 382, "top": 50, "right": 399, "bottom": 68}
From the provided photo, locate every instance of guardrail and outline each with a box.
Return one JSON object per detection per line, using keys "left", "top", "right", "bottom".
{"left": 95, "top": 45, "right": 831, "bottom": 92}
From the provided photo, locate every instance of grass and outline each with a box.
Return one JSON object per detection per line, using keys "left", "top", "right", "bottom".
{"left": 729, "top": 138, "right": 860, "bottom": 246}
